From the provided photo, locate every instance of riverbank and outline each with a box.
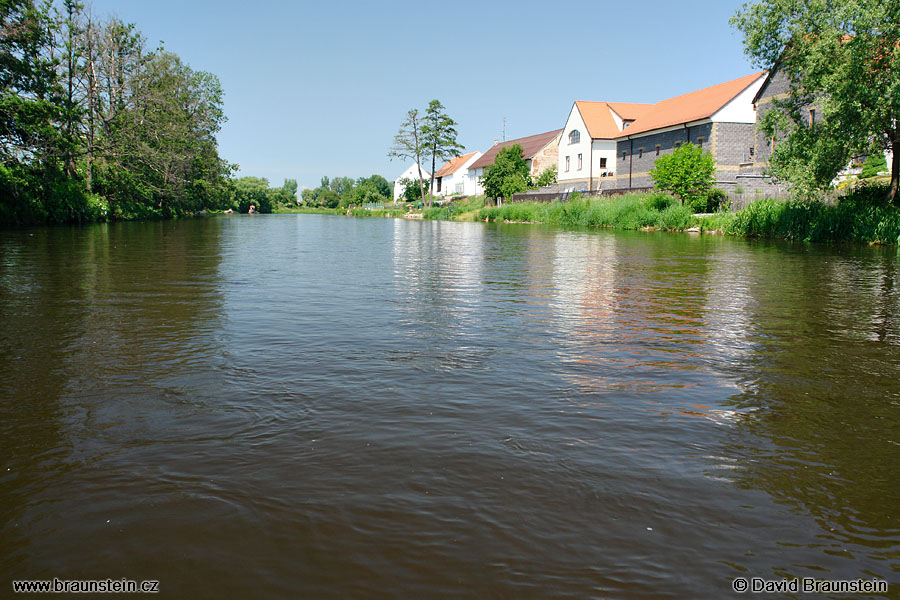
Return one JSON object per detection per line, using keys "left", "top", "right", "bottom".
{"left": 472, "top": 188, "right": 900, "bottom": 245}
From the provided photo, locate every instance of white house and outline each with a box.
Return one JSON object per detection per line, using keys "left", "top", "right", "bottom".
{"left": 392, "top": 163, "right": 431, "bottom": 201}
{"left": 433, "top": 151, "right": 482, "bottom": 197}
{"left": 557, "top": 101, "right": 653, "bottom": 192}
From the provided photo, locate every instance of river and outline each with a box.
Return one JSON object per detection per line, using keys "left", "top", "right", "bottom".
{"left": 1, "top": 214, "right": 898, "bottom": 598}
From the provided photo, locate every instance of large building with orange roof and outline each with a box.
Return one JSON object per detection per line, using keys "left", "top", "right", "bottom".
{"left": 611, "top": 72, "right": 767, "bottom": 191}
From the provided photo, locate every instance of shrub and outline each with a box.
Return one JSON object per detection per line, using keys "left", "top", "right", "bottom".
{"left": 650, "top": 142, "right": 716, "bottom": 207}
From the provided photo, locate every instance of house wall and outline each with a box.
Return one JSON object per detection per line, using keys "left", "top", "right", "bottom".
{"left": 436, "top": 152, "right": 483, "bottom": 197}
{"left": 531, "top": 134, "right": 560, "bottom": 178}
{"left": 614, "top": 122, "right": 714, "bottom": 189}
{"left": 559, "top": 105, "right": 591, "bottom": 183}
{"left": 393, "top": 163, "right": 430, "bottom": 201}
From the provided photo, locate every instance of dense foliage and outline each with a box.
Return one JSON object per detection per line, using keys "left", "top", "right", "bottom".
{"left": 0, "top": 0, "right": 234, "bottom": 225}
{"left": 732, "top": 0, "right": 900, "bottom": 202}
{"left": 480, "top": 144, "right": 529, "bottom": 203}
{"left": 649, "top": 142, "right": 716, "bottom": 211}
{"left": 300, "top": 174, "right": 391, "bottom": 208}
{"left": 711, "top": 187, "right": 900, "bottom": 244}
{"left": 421, "top": 99, "right": 464, "bottom": 206}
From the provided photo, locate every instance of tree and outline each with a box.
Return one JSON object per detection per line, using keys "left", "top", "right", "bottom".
{"left": 481, "top": 144, "right": 529, "bottom": 203}
{"left": 731, "top": 0, "right": 900, "bottom": 203}
{"left": 533, "top": 165, "right": 558, "bottom": 188}
{"left": 388, "top": 109, "right": 427, "bottom": 205}
{"left": 356, "top": 174, "right": 390, "bottom": 198}
{"left": 861, "top": 150, "right": 888, "bottom": 179}
{"left": 421, "top": 99, "right": 464, "bottom": 208}
{"left": 649, "top": 142, "right": 715, "bottom": 208}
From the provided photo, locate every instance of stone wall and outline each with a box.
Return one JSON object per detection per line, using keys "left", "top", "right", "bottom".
{"left": 530, "top": 134, "right": 561, "bottom": 178}
{"left": 613, "top": 123, "right": 713, "bottom": 189}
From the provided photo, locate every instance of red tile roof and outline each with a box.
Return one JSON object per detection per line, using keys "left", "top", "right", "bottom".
{"left": 619, "top": 72, "right": 766, "bottom": 137}
{"left": 434, "top": 152, "right": 478, "bottom": 178}
{"left": 575, "top": 101, "right": 654, "bottom": 139}
{"left": 469, "top": 129, "right": 563, "bottom": 170}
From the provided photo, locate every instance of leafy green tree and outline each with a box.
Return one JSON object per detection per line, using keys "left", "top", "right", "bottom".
{"left": 533, "top": 165, "right": 558, "bottom": 188}
{"left": 319, "top": 189, "right": 340, "bottom": 208}
{"left": 861, "top": 151, "right": 888, "bottom": 179}
{"left": 732, "top": 0, "right": 900, "bottom": 202}
{"left": 421, "top": 99, "right": 464, "bottom": 208}
{"left": 481, "top": 144, "right": 529, "bottom": 203}
{"left": 282, "top": 178, "right": 298, "bottom": 197}
{"left": 356, "top": 174, "right": 390, "bottom": 198}
{"left": 388, "top": 109, "right": 427, "bottom": 205}
{"left": 650, "top": 142, "right": 715, "bottom": 209}
{"left": 233, "top": 176, "right": 269, "bottom": 212}
{"left": 398, "top": 177, "right": 423, "bottom": 202}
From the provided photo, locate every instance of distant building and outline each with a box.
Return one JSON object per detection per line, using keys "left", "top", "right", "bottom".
{"left": 392, "top": 163, "right": 431, "bottom": 201}
{"left": 433, "top": 151, "right": 482, "bottom": 197}
{"left": 468, "top": 130, "right": 563, "bottom": 195}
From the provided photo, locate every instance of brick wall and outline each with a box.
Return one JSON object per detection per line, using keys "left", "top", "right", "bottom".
{"left": 613, "top": 123, "right": 713, "bottom": 189}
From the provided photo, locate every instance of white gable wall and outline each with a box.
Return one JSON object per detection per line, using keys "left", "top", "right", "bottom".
{"left": 712, "top": 76, "right": 766, "bottom": 123}
{"left": 436, "top": 152, "right": 483, "bottom": 197}
{"left": 559, "top": 104, "right": 592, "bottom": 183}
{"left": 393, "top": 163, "right": 431, "bottom": 201}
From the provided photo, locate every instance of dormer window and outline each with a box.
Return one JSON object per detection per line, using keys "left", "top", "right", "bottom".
{"left": 569, "top": 130, "right": 580, "bottom": 144}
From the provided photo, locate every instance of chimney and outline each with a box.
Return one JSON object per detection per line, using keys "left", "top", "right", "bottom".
{"left": 493, "top": 139, "right": 498, "bottom": 146}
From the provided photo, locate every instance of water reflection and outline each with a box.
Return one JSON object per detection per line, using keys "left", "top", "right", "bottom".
{"left": 0, "top": 220, "right": 225, "bottom": 577}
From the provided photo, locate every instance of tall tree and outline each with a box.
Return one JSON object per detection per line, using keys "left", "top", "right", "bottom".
{"left": 732, "top": 0, "right": 900, "bottom": 202}
{"left": 421, "top": 99, "right": 463, "bottom": 208}
{"left": 388, "top": 108, "right": 427, "bottom": 204}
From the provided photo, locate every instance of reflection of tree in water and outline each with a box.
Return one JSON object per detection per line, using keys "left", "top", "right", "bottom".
{"left": 0, "top": 220, "right": 224, "bottom": 574}
{"left": 721, "top": 244, "right": 900, "bottom": 564}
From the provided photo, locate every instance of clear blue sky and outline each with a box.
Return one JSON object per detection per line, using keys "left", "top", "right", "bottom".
{"left": 87, "top": 0, "right": 759, "bottom": 189}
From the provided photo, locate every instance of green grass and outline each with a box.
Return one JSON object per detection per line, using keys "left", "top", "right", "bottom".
{"left": 422, "top": 196, "right": 486, "bottom": 220}
{"left": 709, "top": 186, "right": 900, "bottom": 244}
{"left": 476, "top": 193, "right": 695, "bottom": 231}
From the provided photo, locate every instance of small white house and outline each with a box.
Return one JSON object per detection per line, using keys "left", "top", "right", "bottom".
{"left": 433, "top": 151, "right": 482, "bottom": 197}
{"left": 392, "top": 163, "right": 431, "bottom": 201}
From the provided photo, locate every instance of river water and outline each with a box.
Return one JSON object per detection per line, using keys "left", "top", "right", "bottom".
{"left": 1, "top": 215, "right": 898, "bottom": 598}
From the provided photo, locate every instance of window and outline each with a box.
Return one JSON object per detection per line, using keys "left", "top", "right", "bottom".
{"left": 749, "top": 146, "right": 755, "bottom": 158}
{"left": 638, "top": 148, "right": 643, "bottom": 159}
{"left": 656, "top": 145, "right": 661, "bottom": 156}
{"left": 455, "top": 182, "right": 464, "bottom": 195}
{"left": 565, "top": 156, "right": 570, "bottom": 172}
{"left": 568, "top": 130, "right": 580, "bottom": 144}
{"left": 674, "top": 141, "right": 682, "bottom": 149}
{"left": 577, "top": 153, "right": 583, "bottom": 170}
{"left": 697, "top": 137, "right": 704, "bottom": 148}
{"left": 436, "top": 177, "right": 442, "bottom": 193}
{"left": 599, "top": 157, "right": 607, "bottom": 169}
{"left": 622, "top": 150, "right": 627, "bottom": 160}
{"left": 809, "top": 108, "right": 816, "bottom": 127}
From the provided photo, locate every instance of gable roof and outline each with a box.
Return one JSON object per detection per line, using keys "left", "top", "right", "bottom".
{"left": 469, "top": 129, "right": 563, "bottom": 170}
{"left": 620, "top": 72, "right": 766, "bottom": 137}
{"left": 434, "top": 152, "right": 478, "bottom": 178}
{"left": 574, "top": 101, "right": 654, "bottom": 139}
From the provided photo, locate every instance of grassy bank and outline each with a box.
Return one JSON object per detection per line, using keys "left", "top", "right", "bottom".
{"left": 698, "top": 187, "right": 900, "bottom": 244}
{"left": 476, "top": 193, "right": 695, "bottom": 231}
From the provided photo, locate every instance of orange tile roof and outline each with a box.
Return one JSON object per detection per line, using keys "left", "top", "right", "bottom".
{"left": 619, "top": 72, "right": 766, "bottom": 137}
{"left": 434, "top": 152, "right": 478, "bottom": 178}
{"left": 469, "top": 129, "right": 563, "bottom": 170}
{"left": 575, "top": 101, "right": 654, "bottom": 139}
